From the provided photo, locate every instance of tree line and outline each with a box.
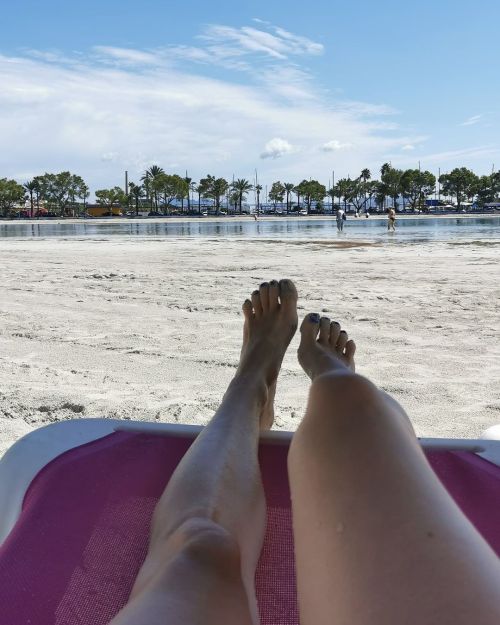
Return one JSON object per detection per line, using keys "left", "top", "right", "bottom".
{"left": 0, "top": 164, "right": 499, "bottom": 218}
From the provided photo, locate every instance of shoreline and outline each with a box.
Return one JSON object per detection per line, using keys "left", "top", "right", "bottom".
{"left": 0, "top": 213, "right": 498, "bottom": 228}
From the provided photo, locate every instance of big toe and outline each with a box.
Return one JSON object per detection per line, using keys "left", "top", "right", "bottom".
{"left": 279, "top": 279, "right": 298, "bottom": 314}
{"left": 300, "top": 313, "right": 320, "bottom": 343}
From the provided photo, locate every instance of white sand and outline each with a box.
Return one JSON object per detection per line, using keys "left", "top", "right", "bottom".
{"left": 0, "top": 235, "right": 499, "bottom": 456}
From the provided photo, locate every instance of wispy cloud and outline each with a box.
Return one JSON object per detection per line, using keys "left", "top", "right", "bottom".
{"left": 0, "top": 22, "right": 427, "bottom": 192}
{"left": 409, "top": 145, "right": 498, "bottom": 165}
{"left": 93, "top": 46, "right": 162, "bottom": 66}
{"left": 199, "top": 23, "right": 324, "bottom": 60}
{"left": 401, "top": 144, "right": 415, "bottom": 151}
{"left": 460, "top": 114, "right": 482, "bottom": 126}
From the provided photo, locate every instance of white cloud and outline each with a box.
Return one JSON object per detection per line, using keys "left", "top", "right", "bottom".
{"left": 200, "top": 23, "right": 324, "bottom": 60}
{"left": 321, "top": 140, "right": 352, "bottom": 152}
{"left": 404, "top": 145, "right": 498, "bottom": 166}
{"left": 93, "top": 46, "right": 163, "bottom": 66}
{"left": 401, "top": 144, "right": 415, "bottom": 151}
{"left": 460, "top": 114, "right": 482, "bottom": 126}
{"left": 100, "top": 152, "right": 119, "bottom": 162}
{"left": 260, "top": 138, "right": 296, "bottom": 159}
{"left": 0, "top": 23, "right": 428, "bottom": 194}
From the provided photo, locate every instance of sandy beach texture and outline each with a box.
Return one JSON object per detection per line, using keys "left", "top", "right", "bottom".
{"left": 0, "top": 235, "right": 499, "bottom": 456}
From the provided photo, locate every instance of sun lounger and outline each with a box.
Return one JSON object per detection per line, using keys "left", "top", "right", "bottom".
{"left": 0, "top": 418, "right": 499, "bottom": 625}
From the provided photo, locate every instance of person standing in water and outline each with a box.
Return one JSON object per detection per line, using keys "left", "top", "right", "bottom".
{"left": 336, "top": 207, "right": 345, "bottom": 231}
{"left": 387, "top": 207, "right": 396, "bottom": 231}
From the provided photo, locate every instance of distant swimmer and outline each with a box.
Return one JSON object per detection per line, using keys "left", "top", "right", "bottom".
{"left": 387, "top": 207, "right": 396, "bottom": 231}
{"left": 336, "top": 207, "right": 346, "bottom": 231}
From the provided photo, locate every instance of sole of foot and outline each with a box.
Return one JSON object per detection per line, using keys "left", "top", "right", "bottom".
{"left": 239, "top": 279, "right": 298, "bottom": 429}
{"left": 298, "top": 313, "right": 356, "bottom": 382}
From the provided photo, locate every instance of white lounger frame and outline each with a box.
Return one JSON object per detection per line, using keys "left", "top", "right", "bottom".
{"left": 1, "top": 418, "right": 500, "bottom": 546}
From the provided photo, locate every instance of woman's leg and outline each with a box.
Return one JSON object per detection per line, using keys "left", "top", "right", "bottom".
{"left": 289, "top": 313, "right": 500, "bottom": 625}
{"left": 111, "top": 279, "right": 298, "bottom": 625}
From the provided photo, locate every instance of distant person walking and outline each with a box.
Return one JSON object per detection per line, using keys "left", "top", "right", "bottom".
{"left": 387, "top": 207, "right": 396, "bottom": 231}
{"left": 336, "top": 207, "right": 346, "bottom": 231}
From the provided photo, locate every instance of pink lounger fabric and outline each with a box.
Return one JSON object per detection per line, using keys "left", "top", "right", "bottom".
{"left": 0, "top": 431, "right": 499, "bottom": 624}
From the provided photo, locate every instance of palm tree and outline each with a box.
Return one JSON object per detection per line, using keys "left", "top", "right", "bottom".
{"left": 360, "top": 168, "right": 371, "bottom": 182}
{"left": 255, "top": 184, "right": 262, "bottom": 215}
{"left": 231, "top": 178, "right": 253, "bottom": 214}
{"left": 24, "top": 180, "right": 38, "bottom": 218}
{"left": 128, "top": 182, "right": 144, "bottom": 216}
{"left": 141, "top": 165, "right": 165, "bottom": 210}
{"left": 359, "top": 169, "right": 371, "bottom": 212}
{"left": 183, "top": 176, "right": 192, "bottom": 213}
{"left": 195, "top": 183, "right": 204, "bottom": 215}
{"left": 284, "top": 183, "right": 294, "bottom": 214}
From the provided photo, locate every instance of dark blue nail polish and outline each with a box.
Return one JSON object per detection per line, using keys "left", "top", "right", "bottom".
{"left": 309, "top": 313, "right": 320, "bottom": 323}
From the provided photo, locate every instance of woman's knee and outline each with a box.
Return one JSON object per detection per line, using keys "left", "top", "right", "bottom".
{"left": 290, "top": 373, "right": 381, "bottom": 455}
{"left": 308, "top": 372, "right": 379, "bottom": 419}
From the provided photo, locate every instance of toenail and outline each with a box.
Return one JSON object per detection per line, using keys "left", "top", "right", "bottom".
{"left": 309, "top": 313, "right": 320, "bottom": 323}
{"left": 260, "top": 282, "right": 268, "bottom": 287}
{"left": 252, "top": 290, "right": 259, "bottom": 296}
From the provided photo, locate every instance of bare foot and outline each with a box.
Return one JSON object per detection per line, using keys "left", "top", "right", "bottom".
{"left": 238, "top": 279, "right": 298, "bottom": 429}
{"left": 298, "top": 313, "right": 356, "bottom": 381}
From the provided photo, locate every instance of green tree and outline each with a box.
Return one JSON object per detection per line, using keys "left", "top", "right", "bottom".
{"left": 128, "top": 182, "right": 144, "bottom": 216}
{"left": 294, "top": 180, "right": 326, "bottom": 213}
{"left": 332, "top": 178, "right": 353, "bottom": 211}
{"left": 475, "top": 173, "right": 500, "bottom": 206}
{"left": 360, "top": 168, "right": 371, "bottom": 183}
{"left": 152, "top": 173, "right": 187, "bottom": 214}
{"left": 141, "top": 165, "right": 165, "bottom": 210}
{"left": 95, "top": 186, "right": 127, "bottom": 211}
{"left": 0, "top": 178, "right": 25, "bottom": 217}
{"left": 380, "top": 164, "right": 403, "bottom": 209}
{"left": 198, "top": 175, "right": 229, "bottom": 214}
{"left": 231, "top": 178, "right": 253, "bottom": 214}
{"left": 400, "top": 169, "right": 436, "bottom": 211}
{"left": 255, "top": 184, "right": 262, "bottom": 215}
{"left": 35, "top": 172, "right": 87, "bottom": 216}
{"left": 24, "top": 180, "right": 38, "bottom": 218}
{"left": 268, "top": 181, "right": 285, "bottom": 211}
{"left": 283, "top": 183, "right": 294, "bottom": 214}
{"left": 439, "top": 167, "right": 478, "bottom": 210}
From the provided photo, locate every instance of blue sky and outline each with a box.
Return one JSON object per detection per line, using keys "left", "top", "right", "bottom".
{"left": 1, "top": 0, "right": 499, "bottom": 194}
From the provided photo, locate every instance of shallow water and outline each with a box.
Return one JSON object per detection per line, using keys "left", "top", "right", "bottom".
{"left": 0, "top": 216, "right": 499, "bottom": 243}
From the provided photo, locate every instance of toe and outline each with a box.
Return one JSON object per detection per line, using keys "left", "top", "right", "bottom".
{"left": 329, "top": 321, "right": 341, "bottom": 346}
{"left": 259, "top": 282, "right": 270, "bottom": 312}
{"left": 268, "top": 280, "right": 280, "bottom": 311}
{"left": 242, "top": 299, "right": 253, "bottom": 321}
{"left": 345, "top": 339, "right": 356, "bottom": 361}
{"left": 337, "top": 330, "right": 348, "bottom": 352}
{"left": 251, "top": 290, "right": 263, "bottom": 318}
{"left": 318, "top": 316, "right": 330, "bottom": 344}
{"left": 300, "top": 313, "right": 320, "bottom": 341}
{"left": 279, "top": 279, "right": 298, "bottom": 313}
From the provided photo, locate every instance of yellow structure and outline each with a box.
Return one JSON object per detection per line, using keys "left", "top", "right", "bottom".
{"left": 87, "top": 206, "right": 123, "bottom": 217}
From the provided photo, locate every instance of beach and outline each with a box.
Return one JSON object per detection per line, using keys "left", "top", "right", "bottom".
{"left": 0, "top": 234, "right": 499, "bottom": 456}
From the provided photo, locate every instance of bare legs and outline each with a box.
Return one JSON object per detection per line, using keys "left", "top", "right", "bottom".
{"left": 112, "top": 282, "right": 500, "bottom": 625}
{"left": 110, "top": 279, "right": 298, "bottom": 625}
{"left": 289, "top": 313, "right": 500, "bottom": 625}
